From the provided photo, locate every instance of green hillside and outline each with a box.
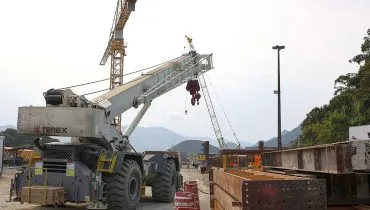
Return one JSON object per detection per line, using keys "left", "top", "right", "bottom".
{"left": 298, "top": 29, "right": 370, "bottom": 146}
{"left": 0, "top": 128, "right": 58, "bottom": 147}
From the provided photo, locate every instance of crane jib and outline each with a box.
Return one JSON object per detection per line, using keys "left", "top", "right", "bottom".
{"left": 93, "top": 54, "right": 213, "bottom": 122}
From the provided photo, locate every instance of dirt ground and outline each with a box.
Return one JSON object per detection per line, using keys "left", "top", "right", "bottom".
{"left": 0, "top": 167, "right": 210, "bottom": 210}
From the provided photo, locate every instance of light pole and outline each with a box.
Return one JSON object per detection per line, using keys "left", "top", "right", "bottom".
{"left": 272, "top": 45, "right": 285, "bottom": 150}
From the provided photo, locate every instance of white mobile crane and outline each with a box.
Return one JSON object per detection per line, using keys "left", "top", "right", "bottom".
{"left": 11, "top": 47, "right": 213, "bottom": 209}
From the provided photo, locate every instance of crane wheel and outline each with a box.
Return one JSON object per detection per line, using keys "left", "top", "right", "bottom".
{"left": 104, "top": 159, "right": 142, "bottom": 210}
{"left": 151, "top": 159, "right": 177, "bottom": 202}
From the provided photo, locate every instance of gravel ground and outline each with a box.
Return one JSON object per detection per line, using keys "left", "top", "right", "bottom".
{"left": 0, "top": 167, "right": 210, "bottom": 210}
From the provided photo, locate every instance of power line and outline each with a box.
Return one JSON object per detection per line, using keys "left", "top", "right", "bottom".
{"left": 81, "top": 74, "right": 149, "bottom": 96}
{"left": 59, "top": 56, "right": 185, "bottom": 90}
{"left": 81, "top": 88, "right": 110, "bottom": 96}
{"left": 60, "top": 78, "right": 109, "bottom": 89}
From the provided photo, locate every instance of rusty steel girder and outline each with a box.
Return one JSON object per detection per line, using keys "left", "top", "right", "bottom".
{"left": 242, "top": 179, "right": 326, "bottom": 209}
{"left": 263, "top": 140, "right": 370, "bottom": 174}
{"left": 209, "top": 167, "right": 327, "bottom": 210}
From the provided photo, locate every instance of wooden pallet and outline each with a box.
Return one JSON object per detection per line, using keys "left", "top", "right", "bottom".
{"left": 21, "top": 186, "right": 65, "bottom": 206}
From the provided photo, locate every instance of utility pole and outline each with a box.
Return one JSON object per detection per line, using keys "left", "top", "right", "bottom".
{"left": 272, "top": 45, "right": 285, "bottom": 150}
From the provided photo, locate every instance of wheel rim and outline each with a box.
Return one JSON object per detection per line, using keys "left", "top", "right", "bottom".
{"left": 129, "top": 176, "right": 138, "bottom": 201}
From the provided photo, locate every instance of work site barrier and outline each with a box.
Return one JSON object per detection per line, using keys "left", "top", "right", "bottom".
{"left": 174, "top": 191, "right": 196, "bottom": 210}
{"left": 175, "top": 181, "right": 200, "bottom": 210}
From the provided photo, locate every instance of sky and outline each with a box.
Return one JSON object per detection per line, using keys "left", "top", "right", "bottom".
{"left": 0, "top": 0, "right": 369, "bottom": 145}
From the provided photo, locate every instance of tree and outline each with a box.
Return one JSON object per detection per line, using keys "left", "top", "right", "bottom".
{"left": 300, "top": 29, "right": 370, "bottom": 146}
{"left": 0, "top": 128, "right": 58, "bottom": 147}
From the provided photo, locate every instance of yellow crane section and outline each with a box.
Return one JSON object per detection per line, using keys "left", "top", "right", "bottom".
{"left": 100, "top": 0, "right": 137, "bottom": 133}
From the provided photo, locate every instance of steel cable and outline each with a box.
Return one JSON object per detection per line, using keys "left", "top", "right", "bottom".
{"left": 59, "top": 55, "right": 187, "bottom": 90}
{"left": 205, "top": 74, "right": 241, "bottom": 147}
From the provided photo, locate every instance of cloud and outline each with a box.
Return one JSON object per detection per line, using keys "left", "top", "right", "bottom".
{"left": 1, "top": 0, "right": 370, "bottom": 143}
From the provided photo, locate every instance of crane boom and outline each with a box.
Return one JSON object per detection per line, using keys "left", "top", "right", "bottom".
{"left": 93, "top": 54, "right": 212, "bottom": 120}
{"left": 17, "top": 53, "right": 214, "bottom": 151}
{"left": 198, "top": 74, "right": 226, "bottom": 149}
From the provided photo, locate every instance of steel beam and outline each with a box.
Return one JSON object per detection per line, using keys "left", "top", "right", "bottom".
{"left": 263, "top": 140, "right": 370, "bottom": 174}
{"left": 210, "top": 167, "right": 326, "bottom": 210}
{"left": 212, "top": 168, "right": 244, "bottom": 202}
{"left": 242, "top": 179, "right": 326, "bottom": 209}
{"left": 213, "top": 185, "right": 241, "bottom": 210}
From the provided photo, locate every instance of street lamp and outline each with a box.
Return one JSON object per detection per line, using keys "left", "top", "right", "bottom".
{"left": 272, "top": 45, "right": 285, "bottom": 150}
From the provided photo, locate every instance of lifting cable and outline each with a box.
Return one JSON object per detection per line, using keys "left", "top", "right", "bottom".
{"left": 60, "top": 78, "right": 110, "bottom": 90}
{"left": 81, "top": 76, "right": 146, "bottom": 96}
{"left": 81, "top": 88, "right": 110, "bottom": 96}
{"left": 198, "top": 188, "right": 210, "bottom": 194}
{"left": 59, "top": 56, "right": 186, "bottom": 90}
{"left": 205, "top": 74, "right": 241, "bottom": 147}
{"left": 184, "top": 90, "right": 188, "bottom": 115}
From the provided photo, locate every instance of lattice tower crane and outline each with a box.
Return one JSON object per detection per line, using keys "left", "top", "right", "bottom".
{"left": 99, "top": 0, "right": 137, "bottom": 133}
{"left": 185, "top": 36, "right": 241, "bottom": 150}
{"left": 198, "top": 74, "right": 227, "bottom": 149}
{"left": 184, "top": 36, "right": 226, "bottom": 149}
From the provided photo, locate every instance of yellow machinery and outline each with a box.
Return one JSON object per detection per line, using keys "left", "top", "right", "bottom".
{"left": 99, "top": 0, "right": 137, "bottom": 132}
{"left": 196, "top": 154, "right": 206, "bottom": 161}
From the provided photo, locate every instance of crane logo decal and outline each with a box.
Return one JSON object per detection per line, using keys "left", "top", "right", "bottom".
{"left": 34, "top": 126, "right": 67, "bottom": 134}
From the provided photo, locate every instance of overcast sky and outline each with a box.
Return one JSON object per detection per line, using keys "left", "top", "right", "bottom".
{"left": 0, "top": 0, "right": 369, "bottom": 145}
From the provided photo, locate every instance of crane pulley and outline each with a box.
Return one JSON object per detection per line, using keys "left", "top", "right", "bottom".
{"left": 186, "top": 79, "right": 201, "bottom": 106}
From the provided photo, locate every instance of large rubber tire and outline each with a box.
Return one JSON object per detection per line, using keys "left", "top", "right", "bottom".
{"left": 104, "top": 159, "right": 142, "bottom": 210}
{"left": 152, "top": 159, "right": 177, "bottom": 202}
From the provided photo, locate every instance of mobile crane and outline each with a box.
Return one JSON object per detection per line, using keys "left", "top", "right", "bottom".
{"left": 11, "top": 50, "right": 213, "bottom": 209}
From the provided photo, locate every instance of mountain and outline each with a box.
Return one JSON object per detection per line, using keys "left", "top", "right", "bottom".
{"left": 227, "top": 141, "right": 253, "bottom": 148}
{"left": 0, "top": 128, "right": 58, "bottom": 147}
{"left": 186, "top": 136, "right": 254, "bottom": 149}
{"left": 225, "top": 142, "right": 238, "bottom": 149}
{"left": 129, "top": 126, "right": 187, "bottom": 152}
{"left": 282, "top": 130, "right": 289, "bottom": 135}
{"left": 170, "top": 140, "right": 219, "bottom": 154}
{"left": 300, "top": 30, "right": 370, "bottom": 146}
{"left": 240, "top": 141, "right": 254, "bottom": 147}
{"left": 0, "top": 125, "right": 16, "bottom": 132}
{"left": 255, "top": 125, "right": 302, "bottom": 147}
{"left": 169, "top": 140, "right": 219, "bottom": 161}
{"left": 1, "top": 124, "right": 254, "bottom": 151}
{"left": 129, "top": 127, "right": 226, "bottom": 152}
